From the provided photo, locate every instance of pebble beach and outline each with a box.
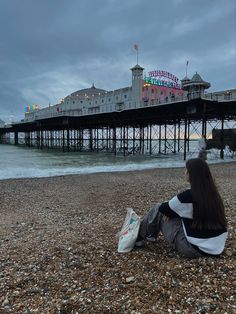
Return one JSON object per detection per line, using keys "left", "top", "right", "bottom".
{"left": 0, "top": 162, "right": 235, "bottom": 313}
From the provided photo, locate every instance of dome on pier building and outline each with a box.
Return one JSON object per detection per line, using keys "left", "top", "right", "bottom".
{"left": 64, "top": 84, "right": 107, "bottom": 101}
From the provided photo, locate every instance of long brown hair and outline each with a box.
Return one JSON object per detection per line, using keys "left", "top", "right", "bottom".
{"left": 186, "top": 158, "right": 227, "bottom": 230}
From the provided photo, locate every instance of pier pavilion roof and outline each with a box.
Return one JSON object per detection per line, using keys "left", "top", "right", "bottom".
{"left": 181, "top": 76, "right": 190, "bottom": 85}
{"left": 192, "top": 72, "right": 204, "bottom": 82}
{"left": 182, "top": 72, "right": 211, "bottom": 89}
{"left": 65, "top": 84, "right": 107, "bottom": 100}
{"left": 130, "top": 64, "right": 144, "bottom": 70}
{"left": 181, "top": 76, "right": 190, "bottom": 81}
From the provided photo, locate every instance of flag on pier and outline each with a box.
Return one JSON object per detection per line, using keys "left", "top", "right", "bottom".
{"left": 133, "top": 44, "right": 139, "bottom": 64}
{"left": 186, "top": 60, "right": 189, "bottom": 77}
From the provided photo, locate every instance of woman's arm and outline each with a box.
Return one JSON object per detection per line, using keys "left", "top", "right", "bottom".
{"left": 159, "top": 189, "right": 193, "bottom": 219}
{"left": 159, "top": 202, "right": 180, "bottom": 218}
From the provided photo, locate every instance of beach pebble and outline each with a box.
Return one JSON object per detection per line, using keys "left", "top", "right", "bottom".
{"left": 125, "top": 276, "right": 135, "bottom": 283}
{"left": 0, "top": 163, "right": 235, "bottom": 313}
{"left": 2, "top": 297, "right": 10, "bottom": 306}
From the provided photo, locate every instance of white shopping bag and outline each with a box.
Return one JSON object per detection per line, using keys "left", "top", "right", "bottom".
{"left": 118, "top": 208, "right": 141, "bottom": 253}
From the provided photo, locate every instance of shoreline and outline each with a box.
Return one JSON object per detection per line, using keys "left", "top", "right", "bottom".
{"left": 0, "top": 159, "right": 235, "bottom": 182}
{"left": 0, "top": 162, "right": 235, "bottom": 313}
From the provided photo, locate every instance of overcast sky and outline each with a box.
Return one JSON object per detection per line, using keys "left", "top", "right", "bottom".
{"left": 0, "top": 0, "right": 235, "bottom": 122}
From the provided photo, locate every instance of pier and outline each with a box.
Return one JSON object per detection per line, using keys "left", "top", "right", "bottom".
{"left": 0, "top": 64, "right": 236, "bottom": 160}
{"left": 1, "top": 96, "right": 235, "bottom": 160}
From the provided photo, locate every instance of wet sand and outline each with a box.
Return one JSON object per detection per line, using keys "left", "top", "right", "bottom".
{"left": 0, "top": 162, "right": 235, "bottom": 313}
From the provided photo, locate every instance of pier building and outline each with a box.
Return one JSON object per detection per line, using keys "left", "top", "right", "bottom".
{"left": 23, "top": 64, "right": 188, "bottom": 123}
{"left": 0, "top": 63, "right": 236, "bottom": 160}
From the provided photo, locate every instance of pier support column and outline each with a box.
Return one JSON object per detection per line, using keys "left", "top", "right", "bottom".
{"left": 149, "top": 124, "right": 152, "bottom": 155}
{"left": 164, "top": 122, "right": 167, "bottom": 154}
{"left": 47, "top": 131, "right": 49, "bottom": 148}
{"left": 106, "top": 127, "right": 109, "bottom": 151}
{"left": 173, "top": 122, "right": 176, "bottom": 153}
{"left": 132, "top": 127, "right": 136, "bottom": 154}
{"left": 112, "top": 127, "right": 116, "bottom": 155}
{"left": 184, "top": 118, "right": 187, "bottom": 160}
{"left": 36, "top": 131, "right": 40, "bottom": 149}
{"left": 40, "top": 130, "right": 44, "bottom": 149}
{"left": 123, "top": 126, "right": 126, "bottom": 156}
{"left": 139, "top": 126, "right": 144, "bottom": 154}
{"left": 177, "top": 120, "right": 181, "bottom": 152}
{"left": 96, "top": 128, "right": 99, "bottom": 152}
{"left": 220, "top": 117, "right": 225, "bottom": 159}
{"left": 79, "top": 129, "right": 83, "bottom": 151}
{"left": 14, "top": 132, "right": 18, "bottom": 145}
{"left": 159, "top": 125, "right": 162, "bottom": 154}
{"left": 50, "top": 131, "right": 53, "bottom": 149}
{"left": 73, "top": 130, "right": 76, "bottom": 152}
{"left": 89, "top": 129, "right": 93, "bottom": 151}
{"left": 101, "top": 127, "right": 104, "bottom": 151}
{"left": 67, "top": 128, "right": 70, "bottom": 152}
{"left": 187, "top": 120, "right": 190, "bottom": 152}
{"left": 25, "top": 132, "right": 30, "bottom": 147}
{"left": 62, "top": 129, "right": 65, "bottom": 152}
{"left": 202, "top": 117, "right": 207, "bottom": 139}
{"left": 30, "top": 131, "right": 34, "bottom": 147}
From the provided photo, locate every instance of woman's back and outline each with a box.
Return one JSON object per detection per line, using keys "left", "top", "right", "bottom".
{"left": 185, "top": 158, "right": 227, "bottom": 231}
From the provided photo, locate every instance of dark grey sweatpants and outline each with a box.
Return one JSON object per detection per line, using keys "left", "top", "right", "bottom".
{"left": 138, "top": 203, "right": 203, "bottom": 258}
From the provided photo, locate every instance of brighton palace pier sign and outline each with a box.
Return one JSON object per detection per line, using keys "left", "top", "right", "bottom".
{"left": 144, "top": 70, "right": 182, "bottom": 90}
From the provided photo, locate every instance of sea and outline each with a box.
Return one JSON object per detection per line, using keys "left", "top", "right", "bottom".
{"left": 0, "top": 143, "right": 234, "bottom": 180}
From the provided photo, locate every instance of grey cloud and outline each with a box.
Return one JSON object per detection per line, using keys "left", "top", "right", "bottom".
{"left": 0, "top": 0, "right": 235, "bottom": 122}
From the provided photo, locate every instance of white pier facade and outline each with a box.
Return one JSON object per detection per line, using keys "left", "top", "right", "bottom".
{"left": 22, "top": 64, "right": 236, "bottom": 123}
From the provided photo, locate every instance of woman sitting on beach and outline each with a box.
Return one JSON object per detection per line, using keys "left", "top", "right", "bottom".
{"left": 136, "top": 158, "right": 228, "bottom": 257}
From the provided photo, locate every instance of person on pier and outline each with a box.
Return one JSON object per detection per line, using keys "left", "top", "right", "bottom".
{"left": 136, "top": 158, "right": 228, "bottom": 257}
